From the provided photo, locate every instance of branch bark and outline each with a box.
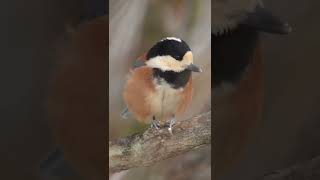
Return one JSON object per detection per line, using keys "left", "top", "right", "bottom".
{"left": 109, "top": 111, "right": 212, "bottom": 173}
{"left": 258, "top": 156, "right": 320, "bottom": 180}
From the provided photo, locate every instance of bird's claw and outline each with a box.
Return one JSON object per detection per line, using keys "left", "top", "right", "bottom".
{"left": 151, "top": 117, "right": 175, "bottom": 135}
{"left": 167, "top": 118, "right": 175, "bottom": 135}
{"left": 151, "top": 120, "right": 161, "bottom": 130}
{"left": 168, "top": 127, "right": 173, "bottom": 135}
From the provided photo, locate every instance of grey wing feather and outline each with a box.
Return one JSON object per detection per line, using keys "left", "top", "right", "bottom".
{"left": 120, "top": 106, "right": 132, "bottom": 120}
{"left": 132, "top": 59, "right": 146, "bottom": 69}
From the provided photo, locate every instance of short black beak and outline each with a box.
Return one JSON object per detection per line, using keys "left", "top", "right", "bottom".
{"left": 241, "top": 6, "right": 292, "bottom": 34}
{"left": 187, "top": 64, "right": 202, "bottom": 72}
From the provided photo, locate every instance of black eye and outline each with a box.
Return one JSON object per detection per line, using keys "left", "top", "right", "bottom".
{"left": 174, "top": 55, "right": 181, "bottom": 60}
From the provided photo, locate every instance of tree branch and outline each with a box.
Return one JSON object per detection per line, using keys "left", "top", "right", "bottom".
{"left": 109, "top": 111, "right": 212, "bottom": 173}
{"left": 258, "top": 156, "right": 320, "bottom": 180}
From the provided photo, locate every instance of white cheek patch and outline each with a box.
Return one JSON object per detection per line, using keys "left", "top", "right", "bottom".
{"left": 146, "top": 51, "right": 193, "bottom": 72}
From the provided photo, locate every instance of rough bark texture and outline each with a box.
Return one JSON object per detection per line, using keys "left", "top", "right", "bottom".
{"left": 257, "top": 156, "right": 320, "bottom": 180}
{"left": 109, "top": 111, "right": 212, "bottom": 173}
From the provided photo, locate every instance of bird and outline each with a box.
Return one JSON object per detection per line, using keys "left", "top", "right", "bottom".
{"left": 40, "top": 1, "right": 107, "bottom": 179}
{"left": 121, "top": 37, "right": 202, "bottom": 134}
{"left": 212, "top": 0, "right": 291, "bottom": 178}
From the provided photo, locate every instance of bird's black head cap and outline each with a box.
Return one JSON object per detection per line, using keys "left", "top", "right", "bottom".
{"left": 146, "top": 37, "right": 191, "bottom": 61}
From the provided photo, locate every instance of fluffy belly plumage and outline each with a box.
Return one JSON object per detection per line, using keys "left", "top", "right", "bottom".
{"left": 146, "top": 82, "right": 183, "bottom": 123}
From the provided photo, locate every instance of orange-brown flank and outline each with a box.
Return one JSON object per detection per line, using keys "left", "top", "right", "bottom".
{"left": 123, "top": 67, "right": 193, "bottom": 125}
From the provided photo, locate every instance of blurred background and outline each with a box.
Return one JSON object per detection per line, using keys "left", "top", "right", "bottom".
{"left": 0, "top": 1, "right": 79, "bottom": 179}
{"left": 109, "top": 0, "right": 211, "bottom": 180}
{"left": 221, "top": 0, "right": 320, "bottom": 179}
{"left": 3, "top": 0, "right": 320, "bottom": 179}
{"left": 0, "top": 0, "right": 107, "bottom": 179}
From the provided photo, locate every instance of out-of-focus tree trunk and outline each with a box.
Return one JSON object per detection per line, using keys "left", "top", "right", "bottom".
{"left": 222, "top": 1, "right": 320, "bottom": 180}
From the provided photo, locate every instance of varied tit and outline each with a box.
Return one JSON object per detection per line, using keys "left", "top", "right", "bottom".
{"left": 121, "top": 37, "right": 202, "bottom": 134}
{"left": 212, "top": 0, "right": 291, "bottom": 178}
{"left": 40, "top": 1, "right": 107, "bottom": 179}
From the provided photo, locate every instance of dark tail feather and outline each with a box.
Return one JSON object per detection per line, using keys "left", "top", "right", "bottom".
{"left": 40, "top": 148, "right": 78, "bottom": 177}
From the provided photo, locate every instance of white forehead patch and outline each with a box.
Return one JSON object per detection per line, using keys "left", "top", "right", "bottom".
{"left": 161, "top": 37, "right": 182, "bottom": 42}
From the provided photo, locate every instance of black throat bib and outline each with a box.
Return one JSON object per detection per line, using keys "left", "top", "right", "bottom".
{"left": 212, "top": 25, "right": 259, "bottom": 88}
{"left": 153, "top": 69, "right": 191, "bottom": 89}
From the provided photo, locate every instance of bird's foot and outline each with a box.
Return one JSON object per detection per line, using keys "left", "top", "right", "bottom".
{"left": 166, "top": 118, "right": 176, "bottom": 135}
{"left": 150, "top": 120, "right": 161, "bottom": 130}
